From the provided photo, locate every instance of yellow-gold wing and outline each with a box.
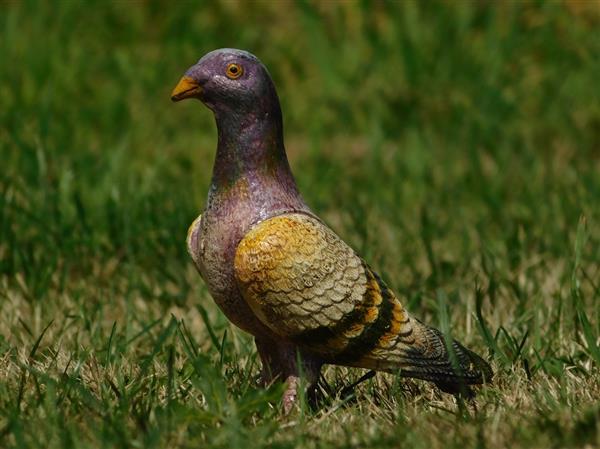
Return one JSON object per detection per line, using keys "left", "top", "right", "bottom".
{"left": 234, "top": 213, "right": 492, "bottom": 386}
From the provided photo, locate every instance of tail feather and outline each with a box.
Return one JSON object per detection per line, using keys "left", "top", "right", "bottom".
{"left": 397, "top": 322, "right": 493, "bottom": 391}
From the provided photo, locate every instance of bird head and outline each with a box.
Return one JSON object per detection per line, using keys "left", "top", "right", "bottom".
{"left": 171, "top": 48, "right": 279, "bottom": 117}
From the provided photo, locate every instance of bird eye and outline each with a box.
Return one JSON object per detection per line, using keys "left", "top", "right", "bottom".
{"left": 226, "top": 63, "right": 243, "bottom": 79}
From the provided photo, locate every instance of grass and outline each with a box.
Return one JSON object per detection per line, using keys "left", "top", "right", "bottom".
{"left": 1, "top": 1, "right": 599, "bottom": 448}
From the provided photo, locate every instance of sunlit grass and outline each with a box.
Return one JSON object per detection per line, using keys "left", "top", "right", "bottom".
{"left": 0, "top": 1, "right": 599, "bottom": 448}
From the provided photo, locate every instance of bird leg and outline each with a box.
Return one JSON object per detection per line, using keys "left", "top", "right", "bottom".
{"left": 255, "top": 336, "right": 284, "bottom": 386}
{"left": 255, "top": 337, "right": 322, "bottom": 413}
{"left": 282, "top": 374, "right": 300, "bottom": 414}
{"left": 338, "top": 370, "right": 376, "bottom": 399}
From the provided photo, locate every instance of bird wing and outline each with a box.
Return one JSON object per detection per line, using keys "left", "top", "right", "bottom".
{"left": 234, "top": 213, "right": 492, "bottom": 386}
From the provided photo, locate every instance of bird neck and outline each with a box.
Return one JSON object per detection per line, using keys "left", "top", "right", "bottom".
{"left": 209, "top": 107, "right": 300, "bottom": 199}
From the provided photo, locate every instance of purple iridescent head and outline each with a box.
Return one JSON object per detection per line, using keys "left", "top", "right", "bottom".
{"left": 171, "top": 48, "right": 281, "bottom": 119}
{"left": 171, "top": 49, "right": 292, "bottom": 188}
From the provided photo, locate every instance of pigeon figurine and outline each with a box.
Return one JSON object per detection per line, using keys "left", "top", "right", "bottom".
{"left": 171, "top": 49, "right": 492, "bottom": 412}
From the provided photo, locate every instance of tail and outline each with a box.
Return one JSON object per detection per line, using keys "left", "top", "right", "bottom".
{"left": 394, "top": 320, "right": 493, "bottom": 394}
{"left": 351, "top": 315, "right": 493, "bottom": 395}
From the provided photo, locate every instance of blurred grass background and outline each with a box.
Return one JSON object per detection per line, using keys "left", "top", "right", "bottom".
{"left": 0, "top": 1, "right": 599, "bottom": 448}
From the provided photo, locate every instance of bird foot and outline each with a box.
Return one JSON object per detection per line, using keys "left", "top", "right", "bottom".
{"left": 255, "top": 337, "right": 323, "bottom": 414}
{"left": 282, "top": 375, "right": 299, "bottom": 414}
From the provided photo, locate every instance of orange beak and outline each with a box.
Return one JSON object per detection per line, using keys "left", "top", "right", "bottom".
{"left": 171, "top": 76, "right": 203, "bottom": 102}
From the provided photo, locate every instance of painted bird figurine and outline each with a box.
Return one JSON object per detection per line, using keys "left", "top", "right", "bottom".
{"left": 171, "top": 48, "right": 492, "bottom": 412}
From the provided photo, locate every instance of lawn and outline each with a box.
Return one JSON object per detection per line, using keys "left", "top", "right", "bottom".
{"left": 0, "top": 1, "right": 599, "bottom": 448}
